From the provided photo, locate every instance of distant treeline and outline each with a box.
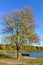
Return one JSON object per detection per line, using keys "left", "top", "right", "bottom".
{"left": 0, "top": 44, "right": 43, "bottom": 52}
{"left": 20, "top": 45, "right": 43, "bottom": 52}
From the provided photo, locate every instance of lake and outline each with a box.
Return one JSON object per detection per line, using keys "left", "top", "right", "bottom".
{"left": 21, "top": 52, "right": 43, "bottom": 58}
{"left": 8, "top": 52, "right": 43, "bottom": 58}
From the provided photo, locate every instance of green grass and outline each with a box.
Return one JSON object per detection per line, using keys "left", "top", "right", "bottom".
{"left": 28, "top": 58, "right": 43, "bottom": 63}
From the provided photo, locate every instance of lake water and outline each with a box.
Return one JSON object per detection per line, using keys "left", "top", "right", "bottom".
{"left": 8, "top": 52, "right": 43, "bottom": 58}
{"left": 21, "top": 52, "right": 43, "bottom": 58}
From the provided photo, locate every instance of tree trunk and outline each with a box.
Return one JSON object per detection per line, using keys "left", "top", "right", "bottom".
{"left": 17, "top": 46, "right": 19, "bottom": 59}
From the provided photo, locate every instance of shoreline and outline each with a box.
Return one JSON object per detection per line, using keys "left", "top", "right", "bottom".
{"left": 22, "top": 56, "right": 37, "bottom": 59}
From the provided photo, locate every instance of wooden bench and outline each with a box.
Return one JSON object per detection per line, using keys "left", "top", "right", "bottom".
{"left": 21, "top": 53, "right": 30, "bottom": 57}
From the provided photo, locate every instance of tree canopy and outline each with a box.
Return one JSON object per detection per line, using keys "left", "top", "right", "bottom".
{"left": 3, "top": 7, "right": 39, "bottom": 44}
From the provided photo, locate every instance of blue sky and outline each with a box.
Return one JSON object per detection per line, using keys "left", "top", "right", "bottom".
{"left": 0, "top": 0, "right": 43, "bottom": 46}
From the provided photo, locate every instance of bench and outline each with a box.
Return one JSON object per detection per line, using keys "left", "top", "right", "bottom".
{"left": 21, "top": 53, "right": 30, "bottom": 56}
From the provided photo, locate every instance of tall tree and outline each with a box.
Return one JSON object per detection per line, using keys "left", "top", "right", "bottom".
{"left": 2, "top": 7, "right": 40, "bottom": 59}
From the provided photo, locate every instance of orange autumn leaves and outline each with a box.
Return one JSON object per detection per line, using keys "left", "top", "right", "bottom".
{"left": 28, "top": 33, "right": 40, "bottom": 43}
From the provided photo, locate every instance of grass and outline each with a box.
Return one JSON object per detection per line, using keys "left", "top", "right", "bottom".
{"left": 0, "top": 57, "right": 43, "bottom": 65}
{"left": 29, "top": 58, "right": 43, "bottom": 63}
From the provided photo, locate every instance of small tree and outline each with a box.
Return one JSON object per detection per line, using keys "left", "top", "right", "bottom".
{"left": 2, "top": 7, "right": 40, "bottom": 59}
